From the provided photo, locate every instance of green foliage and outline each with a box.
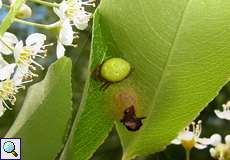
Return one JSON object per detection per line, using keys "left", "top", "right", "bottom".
{"left": 5, "top": 57, "right": 73, "bottom": 160}
{"left": 2, "top": 0, "right": 230, "bottom": 160}
{"left": 98, "top": 0, "right": 230, "bottom": 159}
{"left": 63, "top": 0, "right": 230, "bottom": 160}
{"left": 59, "top": 11, "right": 115, "bottom": 160}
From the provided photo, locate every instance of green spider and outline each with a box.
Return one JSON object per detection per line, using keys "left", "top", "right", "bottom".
{"left": 92, "top": 57, "right": 133, "bottom": 91}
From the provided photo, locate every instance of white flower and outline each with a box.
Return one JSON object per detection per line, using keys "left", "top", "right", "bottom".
{"left": 72, "top": 0, "right": 94, "bottom": 30}
{"left": 13, "top": 33, "right": 50, "bottom": 78}
{"left": 0, "top": 32, "right": 51, "bottom": 117}
{"left": 72, "top": 5, "right": 92, "bottom": 30}
{"left": 0, "top": 54, "right": 16, "bottom": 81}
{"left": 0, "top": 55, "right": 9, "bottom": 68}
{"left": 0, "top": 80, "right": 19, "bottom": 107}
{"left": 0, "top": 32, "right": 18, "bottom": 55}
{"left": 54, "top": 0, "right": 94, "bottom": 30}
{"left": 59, "top": 20, "right": 74, "bottom": 45}
{"left": 53, "top": 0, "right": 94, "bottom": 58}
{"left": 171, "top": 120, "right": 210, "bottom": 150}
{"left": 0, "top": 63, "right": 16, "bottom": 81}
{"left": 214, "top": 101, "right": 230, "bottom": 120}
{"left": 209, "top": 134, "right": 230, "bottom": 160}
{"left": 0, "top": 0, "right": 2, "bottom": 8}
{"left": 0, "top": 65, "right": 28, "bottom": 116}
{"left": 0, "top": 49, "right": 19, "bottom": 117}
{"left": 0, "top": 61, "right": 33, "bottom": 117}
{"left": 56, "top": 19, "right": 75, "bottom": 59}
{"left": 53, "top": 0, "right": 68, "bottom": 20}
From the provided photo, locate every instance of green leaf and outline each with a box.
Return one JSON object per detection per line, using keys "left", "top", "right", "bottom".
{"left": 59, "top": 11, "right": 115, "bottom": 160}
{"left": 5, "top": 57, "right": 72, "bottom": 160}
{"left": 60, "top": 0, "right": 230, "bottom": 159}
{"left": 0, "top": 0, "right": 25, "bottom": 35}
{"left": 97, "top": 0, "right": 230, "bottom": 159}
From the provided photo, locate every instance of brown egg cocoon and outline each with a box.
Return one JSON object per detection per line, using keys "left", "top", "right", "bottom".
{"left": 113, "top": 89, "right": 138, "bottom": 119}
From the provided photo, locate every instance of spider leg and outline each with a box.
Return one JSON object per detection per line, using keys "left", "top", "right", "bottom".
{"left": 100, "top": 82, "right": 108, "bottom": 91}
{"left": 100, "top": 82, "right": 111, "bottom": 91}
{"left": 130, "top": 66, "right": 135, "bottom": 73}
{"left": 137, "top": 116, "right": 146, "bottom": 120}
{"left": 102, "top": 82, "right": 111, "bottom": 91}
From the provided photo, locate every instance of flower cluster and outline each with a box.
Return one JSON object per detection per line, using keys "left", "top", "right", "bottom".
{"left": 171, "top": 100, "right": 230, "bottom": 160}
{"left": 0, "top": 32, "right": 50, "bottom": 116}
{"left": 215, "top": 101, "right": 230, "bottom": 120}
{"left": 171, "top": 122, "right": 230, "bottom": 160}
{"left": 209, "top": 134, "right": 230, "bottom": 160}
{"left": 171, "top": 120, "right": 210, "bottom": 150}
{"left": 53, "top": 0, "right": 95, "bottom": 58}
{"left": 209, "top": 101, "right": 230, "bottom": 160}
{"left": 0, "top": 0, "right": 95, "bottom": 117}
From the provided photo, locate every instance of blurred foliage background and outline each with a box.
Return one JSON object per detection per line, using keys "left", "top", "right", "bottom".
{"left": 0, "top": 0, "right": 230, "bottom": 160}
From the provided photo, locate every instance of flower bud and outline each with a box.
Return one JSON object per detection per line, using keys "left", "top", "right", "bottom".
{"left": 210, "top": 144, "right": 230, "bottom": 160}
{"left": 16, "top": 4, "right": 32, "bottom": 19}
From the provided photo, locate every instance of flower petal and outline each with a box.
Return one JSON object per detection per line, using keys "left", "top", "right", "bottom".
{"left": 26, "top": 33, "right": 46, "bottom": 46}
{"left": 224, "top": 101, "right": 230, "bottom": 107}
{"left": 210, "top": 133, "right": 222, "bottom": 146}
{"left": 178, "top": 131, "right": 194, "bottom": 141}
{"left": 59, "top": 20, "right": 74, "bottom": 45}
{"left": 0, "top": 99, "right": 6, "bottom": 117}
{"left": 12, "top": 66, "right": 25, "bottom": 85}
{"left": 14, "top": 41, "right": 24, "bottom": 60}
{"left": 0, "top": 32, "right": 18, "bottom": 55}
{"left": 0, "top": 55, "right": 8, "bottom": 68}
{"left": 56, "top": 42, "right": 65, "bottom": 59}
{"left": 171, "top": 138, "right": 181, "bottom": 145}
{"left": 214, "top": 110, "right": 230, "bottom": 120}
{"left": 0, "top": 64, "right": 16, "bottom": 80}
{"left": 197, "top": 137, "right": 211, "bottom": 145}
{"left": 3, "top": 32, "right": 18, "bottom": 44}
{"left": 0, "top": 42, "right": 13, "bottom": 55}
{"left": 194, "top": 143, "right": 207, "bottom": 149}
{"left": 225, "top": 135, "right": 230, "bottom": 145}
{"left": 73, "top": 10, "right": 91, "bottom": 30}
{"left": 209, "top": 148, "right": 217, "bottom": 158}
{"left": 25, "top": 33, "right": 46, "bottom": 54}
{"left": 53, "top": 0, "right": 68, "bottom": 20}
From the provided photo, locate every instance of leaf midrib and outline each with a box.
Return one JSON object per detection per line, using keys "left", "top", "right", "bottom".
{"left": 124, "top": 0, "right": 193, "bottom": 156}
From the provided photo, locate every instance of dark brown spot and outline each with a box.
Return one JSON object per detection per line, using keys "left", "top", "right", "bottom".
{"left": 120, "top": 106, "right": 146, "bottom": 131}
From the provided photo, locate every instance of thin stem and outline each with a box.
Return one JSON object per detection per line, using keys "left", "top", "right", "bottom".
{"left": 186, "top": 150, "right": 190, "bottom": 160}
{"left": 29, "top": 0, "right": 59, "bottom": 7}
{"left": 14, "top": 18, "right": 60, "bottom": 30}
{"left": 0, "top": 0, "right": 26, "bottom": 35}
{"left": 2, "top": 4, "right": 11, "bottom": 9}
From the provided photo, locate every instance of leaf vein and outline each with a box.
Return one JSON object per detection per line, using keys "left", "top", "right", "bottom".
{"left": 137, "top": 0, "right": 172, "bottom": 47}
